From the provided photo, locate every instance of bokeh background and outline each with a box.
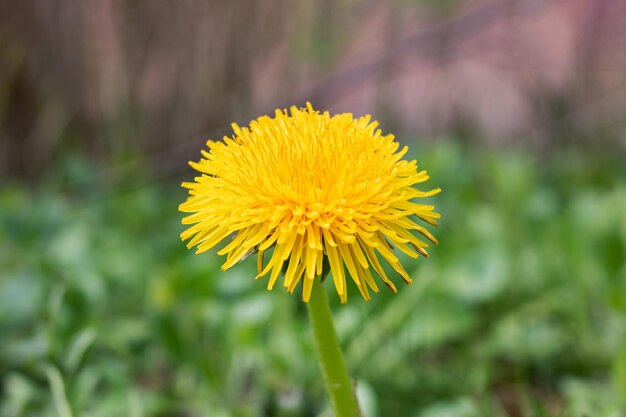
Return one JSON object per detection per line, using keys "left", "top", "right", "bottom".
{"left": 1, "top": 1, "right": 626, "bottom": 416}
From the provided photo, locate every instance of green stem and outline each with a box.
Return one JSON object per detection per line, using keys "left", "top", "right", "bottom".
{"left": 307, "top": 277, "right": 361, "bottom": 417}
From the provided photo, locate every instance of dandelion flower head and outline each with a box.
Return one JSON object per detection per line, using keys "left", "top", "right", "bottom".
{"left": 180, "top": 103, "right": 440, "bottom": 303}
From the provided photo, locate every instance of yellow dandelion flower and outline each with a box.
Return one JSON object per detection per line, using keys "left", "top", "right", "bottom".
{"left": 179, "top": 103, "right": 440, "bottom": 303}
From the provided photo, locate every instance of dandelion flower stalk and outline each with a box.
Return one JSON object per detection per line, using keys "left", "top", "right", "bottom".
{"left": 179, "top": 103, "right": 440, "bottom": 415}
{"left": 308, "top": 274, "right": 361, "bottom": 416}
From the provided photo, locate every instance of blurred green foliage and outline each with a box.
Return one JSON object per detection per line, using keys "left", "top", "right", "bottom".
{"left": 1, "top": 142, "right": 625, "bottom": 417}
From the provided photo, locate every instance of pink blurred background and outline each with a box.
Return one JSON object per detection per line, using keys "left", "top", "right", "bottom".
{"left": 1, "top": 0, "right": 625, "bottom": 178}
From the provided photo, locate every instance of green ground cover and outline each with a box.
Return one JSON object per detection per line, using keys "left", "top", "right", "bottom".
{"left": 1, "top": 142, "right": 625, "bottom": 416}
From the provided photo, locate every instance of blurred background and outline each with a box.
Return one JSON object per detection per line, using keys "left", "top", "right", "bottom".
{"left": 1, "top": 0, "right": 625, "bottom": 416}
